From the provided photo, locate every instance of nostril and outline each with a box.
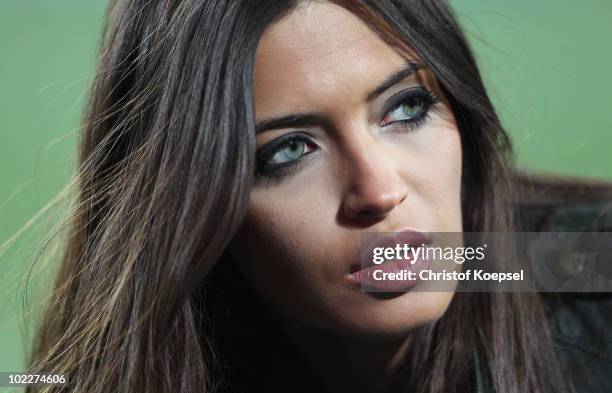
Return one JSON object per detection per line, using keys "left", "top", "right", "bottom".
{"left": 356, "top": 208, "right": 384, "bottom": 220}
{"left": 340, "top": 153, "right": 408, "bottom": 221}
{"left": 342, "top": 187, "right": 408, "bottom": 221}
{"left": 354, "top": 201, "right": 394, "bottom": 221}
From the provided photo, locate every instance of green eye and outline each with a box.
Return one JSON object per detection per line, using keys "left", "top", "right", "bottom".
{"left": 384, "top": 99, "right": 424, "bottom": 124}
{"left": 380, "top": 87, "right": 438, "bottom": 128}
{"left": 400, "top": 101, "right": 423, "bottom": 118}
{"left": 255, "top": 133, "right": 319, "bottom": 178}
{"left": 269, "top": 140, "right": 310, "bottom": 164}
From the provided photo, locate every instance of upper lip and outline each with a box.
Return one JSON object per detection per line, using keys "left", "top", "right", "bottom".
{"left": 350, "top": 228, "right": 433, "bottom": 273}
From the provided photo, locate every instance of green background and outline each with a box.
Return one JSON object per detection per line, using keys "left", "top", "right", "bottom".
{"left": 1, "top": 0, "right": 611, "bottom": 385}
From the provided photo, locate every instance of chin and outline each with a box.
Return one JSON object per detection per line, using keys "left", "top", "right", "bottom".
{"left": 322, "top": 290, "right": 456, "bottom": 340}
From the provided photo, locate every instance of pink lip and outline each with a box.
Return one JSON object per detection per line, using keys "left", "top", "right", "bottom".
{"left": 346, "top": 229, "right": 432, "bottom": 292}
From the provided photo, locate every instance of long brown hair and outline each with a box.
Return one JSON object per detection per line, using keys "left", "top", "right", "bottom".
{"left": 26, "top": 1, "right": 588, "bottom": 392}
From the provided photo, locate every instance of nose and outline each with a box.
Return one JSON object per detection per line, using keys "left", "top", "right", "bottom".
{"left": 341, "top": 141, "right": 408, "bottom": 221}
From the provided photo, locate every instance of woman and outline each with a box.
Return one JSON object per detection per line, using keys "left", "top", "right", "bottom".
{"left": 26, "top": 1, "right": 612, "bottom": 392}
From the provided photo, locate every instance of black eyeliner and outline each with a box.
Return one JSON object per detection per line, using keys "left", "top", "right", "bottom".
{"left": 379, "top": 86, "right": 439, "bottom": 127}
{"left": 255, "top": 132, "right": 317, "bottom": 178}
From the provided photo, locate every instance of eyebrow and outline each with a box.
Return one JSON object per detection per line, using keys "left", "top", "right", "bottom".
{"left": 255, "top": 61, "right": 423, "bottom": 134}
{"left": 366, "top": 61, "right": 423, "bottom": 102}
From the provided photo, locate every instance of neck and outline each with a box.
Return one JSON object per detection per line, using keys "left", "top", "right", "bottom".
{"left": 277, "top": 317, "right": 413, "bottom": 393}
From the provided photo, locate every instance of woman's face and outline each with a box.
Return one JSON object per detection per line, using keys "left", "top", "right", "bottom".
{"left": 229, "top": 1, "right": 463, "bottom": 338}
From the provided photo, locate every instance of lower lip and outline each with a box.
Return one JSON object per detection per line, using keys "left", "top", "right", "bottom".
{"left": 346, "top": 253, "right": 431, "bottom": 292}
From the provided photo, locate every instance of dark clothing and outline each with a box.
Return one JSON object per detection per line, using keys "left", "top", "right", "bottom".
{"left": 472, "top": 292, "right": 612, "bottom": 393}
{"left": 546, "top": 293, "right": 612, "bottom": 393}
{"left": 512, "top": 199, "right": 612, "bottom": 393}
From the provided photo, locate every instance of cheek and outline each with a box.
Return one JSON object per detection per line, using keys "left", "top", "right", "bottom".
{"left": 238, "top": 182, "right": 334, "bottom": 262}
{"left": 228, "top": 185, "right": 346, "bottom": 317}
{"left": 431, "top": 125, "right": 463, "bottom": 230}
{"left": 394, "top": 113, "right": 463, "bottom": 231}
{"left": 428, "top": 123, "right": 462, "bottom": 220}
{"left": 435, "top": 120, "right": 462, "bottom": 185}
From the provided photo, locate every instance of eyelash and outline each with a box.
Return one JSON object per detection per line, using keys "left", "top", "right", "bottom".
{"left": 255, "top": 132, "right": 318, "bottom": 178}
{"left": 379, "top": 87, "right": 440, "bottom": 131}
{"left": 255, "top": 86, "right": 439, "bottom": 179}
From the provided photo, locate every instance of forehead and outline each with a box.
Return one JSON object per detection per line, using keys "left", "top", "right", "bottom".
{"left": 253, "top": 1, "right": 414, "bottom": 119}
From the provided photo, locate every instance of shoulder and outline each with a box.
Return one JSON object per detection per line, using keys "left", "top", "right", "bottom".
{"left": 543, "top": 293, "right": 612, "bottom": 393}
{"left": 513, "top": 171, "right": 612, "bottom": 391}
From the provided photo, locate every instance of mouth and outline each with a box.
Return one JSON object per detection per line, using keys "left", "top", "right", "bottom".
{"left": 346, "top": 229, "right": 433, "bottom": 292}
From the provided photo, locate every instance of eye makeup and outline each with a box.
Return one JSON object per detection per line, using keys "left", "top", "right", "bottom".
{"left": 379, "top": 86, "right": 440, "bottom": 131}
{"left": 254, "top": 85, "right": 441, "bottom": 180}
{"left": 255, "top": 132, "right": 319, "bottom": 178}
